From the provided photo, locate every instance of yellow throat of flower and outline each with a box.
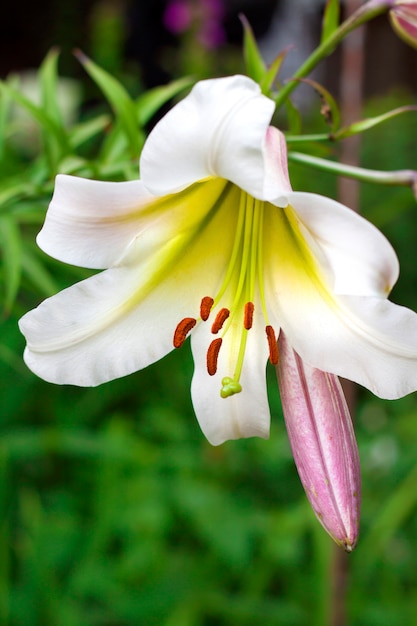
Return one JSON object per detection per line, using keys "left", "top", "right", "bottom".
{"left": 173, "top": 187, "right": 280, "bottom": 398}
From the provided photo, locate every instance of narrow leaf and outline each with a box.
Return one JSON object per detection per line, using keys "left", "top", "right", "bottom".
{"left": 98, "top": 120, "right": 131, "bottom": 165}
{"left": 0, "top": 79, "right": 13, "bottom": 159}
{"left": 136, "top": 77, "right": 193, "bottom": 127}
{"left": 69, "top": 114, "right": 111, "bottom": 149}
{"left": 0, "top": 215, "right": 22, "bottom": 314}
{"left": 21, "top": 248, "right": 60, "bottom": 297}
{"left": 295, "top": 77, "right": 341, "bottom": 132}
{"left": 0, "top": 81, "right": 70, "bottom": 157}
{"left": 76, "top": 51, "right": 141, "bottom": 158}
{"left": 39, "top": 48, "right": 62, "bottom": 124}
{"left": 39, "top": 49, "right": 66, "bottom": 173}
{"left": 321, "top": 0, "right": 341, "bottom": 44}
{"left": 334, "top": 105, "right": 417, "bottom": 139}
{"left": 260, "top": 47, "right": 290, "bottom": 95}
{"left": 240, "top": 14, "right": 267, "bottom": 84}
{"left": 360, "top": 460, "right": 417, "bottom": 565}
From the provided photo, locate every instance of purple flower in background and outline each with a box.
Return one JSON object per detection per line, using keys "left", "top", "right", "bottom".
{"left": 163, "top": 0, "right": 192, "bottom": 34}
{"left": 163, "top": 0, "right": 226, "bottom": 48}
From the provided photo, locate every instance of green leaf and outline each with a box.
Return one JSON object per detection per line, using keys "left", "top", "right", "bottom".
{"left": 360, "top": 460, "right": 417, "bottom": 567}
{"left": 76, "top": 51, "right": 141, "bottom": 159}
{"left": 0, "top": 214, "right": 22, "bottom": 314}
{"left": 0, "top": 81, "right": 71, "bottom": 164}
{"left": 296, "top": 78, "right": 341, "bottom": 133}
{"left": 0, "top": 182, "right": 27, "bottom": 211}
{"left": 240, "top": 14, "right": 267, "bottom": 85}
{"left": 98, "top": 120, "right": 131, "bottom": 166}
{"left": 69, "top": 114, "right": 111, "bottom": 149}
{"left": 39, "top": 48, "right": 63, "bottom": 125}
{"left": 136, "top": 77, "right": 193, "bottom": 127}
{"left": 321, "top": 0, "right": 340, "bottom": 44}
{"left": 21, "top": 247, "right": 60, "bottom": 297}
{"left": 260, "top": 48, "right": 289, "bottom": 95}
{"left": 39, "top": 49, "right": 67, "bottom": 173}
{"left": 0, "top": 79, "right": 13, "bottom": 160}
{"left": 334, "top": 105, "right": 417, "bottom": 139}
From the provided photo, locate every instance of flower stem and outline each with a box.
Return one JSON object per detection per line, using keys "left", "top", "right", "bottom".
{"left": 274, "top": 0, "right": 391, "bottom": 110}
{"left": 288, "top": 151, "right": 417, "bottom": 193}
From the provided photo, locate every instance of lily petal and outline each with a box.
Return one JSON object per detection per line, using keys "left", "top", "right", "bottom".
{"left": 190, "top": 306, "right": 271, "bottom": 445}
{"left": 277, "top": 332, "right": 360, "bottom": 551}
{"left": 263, "top": 203, "right": 417, "bottom": 399}
{"left": 19, "top": 252, "right": 197, "bottom": 386}
{"left": 283, "top": 192, "right": 399, "bottom": 297}
{"left": 19, "top": 178, "right": 240, "bottom": 386}
{"left": 37, "top": 175, "right": 156, "bottom": 269}
{"left": 140, "top": 75, "right": 281, "bottom": 200}
{"left": 278, "top": 290, "right": 417, "bottom": 400}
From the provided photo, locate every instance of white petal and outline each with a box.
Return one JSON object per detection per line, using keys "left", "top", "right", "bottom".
{"left": 19, "top": 258, "right": 193, "bottom": 386}
{"left": 38, "top": 175, "right": 237, "bottom": 272}
{"left": 38, "top": 175, "right": 156, "bottom": 269}
{"left": 140, "top": 75, "right": 283, "bottom": 200}
{"left": 19, "top": 178, "right": 240, "bottom": 386}
{"left": 263, "top": 203, "right": 417, "bottom": 399}
{"left": 190, "top": 306, "right": 271, "bottom": 445}
{"left": 286, "top": 192, "right": 399, "bottom": 297}
{"left": 278, "top": 292, "right": 417, "bottom": 400}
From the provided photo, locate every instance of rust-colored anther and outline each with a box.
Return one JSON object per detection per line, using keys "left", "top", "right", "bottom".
{"left": 265, "top": 325, "right": 279, "bottom": 364}
{"left": 244, "top": 302, "right": 254, "bottom": 330}
{"left": 173, "top": 317, "right": 197, "bottom": 348}
{"left": 206, "top": 338, "right": 223, "bottom": 375}
{"left": 211, "top": 308, "right": 230, "bottom": 334}
{"left": 200, "top": 296, "right": 214, "bottom": 321}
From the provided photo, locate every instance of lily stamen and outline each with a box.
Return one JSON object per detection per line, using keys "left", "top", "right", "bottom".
{"left": 211, "top": 308, "right": 230, "bottom": 333}
{"left": 200, "top": 296, "right": 214, "bottom": 321}
{"left": 265, "top": 325, "right": 279, "bottom": 364}
{"left": 244, "top": 302, "right": 255, "bottom": 330}
{"left": 173, "top": 317, "right": 197, "bottom": 348}
{"left": 207, "top": 338, "right": 223, "bottom": 375}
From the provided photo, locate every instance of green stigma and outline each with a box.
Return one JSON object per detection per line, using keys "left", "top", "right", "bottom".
{"left": 220, "top": 377, "right": 243, "bottom": 398}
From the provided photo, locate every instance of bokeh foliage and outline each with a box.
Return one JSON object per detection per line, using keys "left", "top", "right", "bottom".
{"left": 1, "top": 48, "right": 417, "bottom": 625}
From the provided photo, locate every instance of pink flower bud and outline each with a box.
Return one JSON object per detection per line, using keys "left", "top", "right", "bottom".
{"left": 389, "top": 1, "right": 417, "bottom": 49}
{"left": 276, "top": 333, "right": 361, "bottom": 551}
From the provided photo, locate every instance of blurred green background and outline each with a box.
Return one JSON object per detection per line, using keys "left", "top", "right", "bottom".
{"left": 1, "top": 1, "right": 417, "bottom": 624}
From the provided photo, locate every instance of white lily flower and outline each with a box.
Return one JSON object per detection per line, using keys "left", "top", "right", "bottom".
{"left": 19, "top": 74, "right": 417, "bottom": 547}
{"left": 19, "top": 76, "right": 417, "bottom": 434}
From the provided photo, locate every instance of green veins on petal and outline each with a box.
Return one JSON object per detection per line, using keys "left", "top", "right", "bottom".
{"left": 173, "top": 181, "right": 328, "bottom": 399}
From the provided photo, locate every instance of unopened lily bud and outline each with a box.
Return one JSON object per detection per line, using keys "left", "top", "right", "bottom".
{"left": 389, "top": 1, "right": 417, "bottom": 49}
{"left": 277, "top": 332, "right": 361, "bottom": 551}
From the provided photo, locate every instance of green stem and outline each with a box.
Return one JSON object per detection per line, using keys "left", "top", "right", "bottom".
{"left": 285, "top": 133, "right": 330, "bottom": 143}
{"left": 274, "top": 1, "right": 391, "bottom": 109}
{"left": 288, "top": 151, "right": 417, "bottom": 195}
